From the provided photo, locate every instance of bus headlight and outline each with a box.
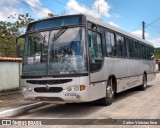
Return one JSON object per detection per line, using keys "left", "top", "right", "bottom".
{"left": 66, "top": 85, "right": 79, "bottom": 91}
{"left": 28, "top": 87, "right": 32, "bottom": 91}
{"left": 21, "top": 87, "right": 32, "bottom": 92}
{"left": 65, "top": 85, "right": 85, "bottom": 91}
{"left": 21, "top": 87, "right": 28, "bottom": 92}
{"left": 66, "top": 86, "right": 72, "bottom": 91}
{"left": 72, "top": 85, "right": 80, "bottom": 91}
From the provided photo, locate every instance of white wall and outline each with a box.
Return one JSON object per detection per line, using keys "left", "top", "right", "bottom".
{"left": 0, "top": 62, "right": 22, "bottom": 92}
{"left": 156, "top": 64, "right": 159, "bottom": 71}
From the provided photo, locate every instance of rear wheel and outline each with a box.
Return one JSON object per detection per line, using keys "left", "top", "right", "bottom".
{"left": 99, "top": 79, "right": 114, "bottom": 106}
{"left": 139, "top": 74, "right": 147, "bottom": 90}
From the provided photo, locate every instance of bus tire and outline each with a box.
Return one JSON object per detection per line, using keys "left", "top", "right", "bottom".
{"left": 99, "top": 79, "right": 114, "bottom": 106}
{"left": 139, "top": 74, "right": 147, "bottom": 90}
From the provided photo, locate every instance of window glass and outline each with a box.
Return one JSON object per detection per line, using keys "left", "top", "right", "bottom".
{"left": 105, "top": 31, "right": 116, "bottom": 56}
{"left": 116, "top": 35, "right": 126, "bottom": 57}
{"left": 146, "top": 46, "right": 150, "bottom": 59}
{"left": 126, "top": 38, "right": 134, "bottom": 58}
{"left": 97, "top": 34, "right": 103, "bottom": 58}
{"left": 134, "top": 41, "right": 141, "bottom": 59}
{"left": 149, "top": 46, "right": 151, "bottom": 60}
{"left": 49, "top": 27, "right": 87, "bottom": 74}
{"left": 28, "top": 16, "right": 82, "bottom": 31}
{"left": 134, "top": 41, "right": 138, "bottom": 58}
{"left": 88, "top": 30, "right": 103, "bottom": 72}
{"left": 23, "top": 31, "right": 49, "bottom": 75}
{"left": 140, "top": 43, "right": 143, "bottom": 59}
{"left": 138, "top": 42, "right": 141, "bottom": 58}
{"left": 142, "top": 44, "right": 145, "bottom": 59}
{"left": 111, "top": 33, "right": 117, "bottom": 56}
{"left": 105, "top": 31, "right": 111, "bottom": 55}
{"left": 148, "top": 46, "right": 154, "bottom": 60}
{"left": 151, "top": 47, "right": 154, "bottom": 57}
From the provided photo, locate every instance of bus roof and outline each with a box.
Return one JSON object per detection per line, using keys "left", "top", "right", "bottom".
{"left": 27, "top": 14, "right": 153, "bottom": 47}
{"left": 86, "top": 15, "right": 154, "bottom": 47}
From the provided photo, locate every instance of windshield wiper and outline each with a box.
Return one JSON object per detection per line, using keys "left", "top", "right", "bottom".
{"left": 52, "top": 26, "right": 68, "bottom": 42}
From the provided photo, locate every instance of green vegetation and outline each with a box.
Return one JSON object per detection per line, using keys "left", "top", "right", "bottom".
{"left": 0, "top": 13, "right": 34, "bottom": 57}
{"left": 154, "top": 48, "right": 160, "bottom": 60}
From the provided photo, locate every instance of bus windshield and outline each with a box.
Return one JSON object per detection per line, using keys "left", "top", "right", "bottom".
{"left": 23, "top": 27, "right": 87, "bottom": 76}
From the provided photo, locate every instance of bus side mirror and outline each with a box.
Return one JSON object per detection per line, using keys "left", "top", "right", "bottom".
{"left": 151, "top": 53, "right": 154, "bottom": 60}
{"left": 16, "top": 35, "right": 25, "bottom": 57}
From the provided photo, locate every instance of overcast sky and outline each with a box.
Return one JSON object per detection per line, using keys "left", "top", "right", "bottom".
{"left": 1, "top": 0, "right": 160, "bottom": 47}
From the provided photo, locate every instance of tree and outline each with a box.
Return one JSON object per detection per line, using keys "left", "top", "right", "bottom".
{"left": 154, "top": 48, "right": 160, "bottom": 60}
{"left": 8, "top": 13, "right": 34, "bottom": 36}
{"left": 0, "top": 13, "right": 34, "bottom": 57}
{"left": 48, "top": 13, "right": 54, "bottom": 17}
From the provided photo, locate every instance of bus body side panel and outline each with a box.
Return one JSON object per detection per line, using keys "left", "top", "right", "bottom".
{"left": 105, "top": 57, "right": 132, "bottom": 93}
{"left": 89, "top": 63, "right": 107, "bottom": 101}
{"left": 88, "top": 57, "right": 156, "bottom": 100}
{"left": 142, "top": 60, "right": 156, "bottom": 82}
{"left": 105, "top": 58, "right": 129, "bottom": 77}
{"left": 105, "top": 58, "right": 143, "bottom": 93}
{"left": 116, "top": 75, "right": 143, "bottom": 92}
{"left": 127, "top": 60, "right": 142, "bottom": 76}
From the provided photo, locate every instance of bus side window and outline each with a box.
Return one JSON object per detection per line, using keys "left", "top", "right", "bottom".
{"left": 116, "top": 34, "right": 126, "bottom": 57}
{"left": 142, "top": 44, "right": 146, "bottom": 59}
{"left": 111, "top": 33, "right": 117, "bottom": 56}
{"left": 88, "top": 30, "right": 103, "bottom": 72}
{"left": 105, "top": 31, "right": 116, "bottom": 56}
{"left": 88, "top": 31, "right": 95, "bottom": 59}
{"left": 127, "top": 38, "right": 135, "bottom": 58}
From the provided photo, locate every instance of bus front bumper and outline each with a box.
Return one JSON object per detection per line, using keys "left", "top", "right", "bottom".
{"left": 21, "top": 86, "right": 90, "bottom": 103}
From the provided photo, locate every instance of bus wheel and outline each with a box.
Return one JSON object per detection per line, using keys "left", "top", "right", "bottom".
{"left": 99, "top": 79, "right": 114, "bottom": 106}
{"left": 139, "top": 74, "right": 147, "bottom": 90}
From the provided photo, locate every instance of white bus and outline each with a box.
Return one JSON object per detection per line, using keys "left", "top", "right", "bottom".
{"left": 17, "top": 14, "right": 156, "bottom": 106}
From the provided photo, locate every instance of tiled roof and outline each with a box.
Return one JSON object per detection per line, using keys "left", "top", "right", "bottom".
{"left": 156, "top": 61, "right": 160, "bottom": 64}
{"left": 0, "top": 57, "right": 22, "bottom": 62}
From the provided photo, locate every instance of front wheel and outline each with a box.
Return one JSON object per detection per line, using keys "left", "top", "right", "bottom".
{"left": 99, "top": 79, "right": 114, "bottom": 106}
{"left": 139, "top": 74, "right": 147, "bottom": 90}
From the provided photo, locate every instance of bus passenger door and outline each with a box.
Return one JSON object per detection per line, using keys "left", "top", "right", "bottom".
{"left": 88, "top": 30, "right": 106, "bottom": 101}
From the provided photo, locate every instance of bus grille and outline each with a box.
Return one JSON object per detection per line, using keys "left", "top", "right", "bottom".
{"left": 27, "top": 79, "right": 72, "bottom": 85}
{"left": 34, "top": 87, "right": 63, "bottom": 93}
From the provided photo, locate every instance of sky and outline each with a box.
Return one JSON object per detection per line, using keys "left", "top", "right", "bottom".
{"left": 1, "top": 0, "right": 160, "bottom": 47}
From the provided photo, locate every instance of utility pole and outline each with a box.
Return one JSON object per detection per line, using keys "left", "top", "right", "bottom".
{"left": 142, "top": 21, "right": 145, "bottom": 40}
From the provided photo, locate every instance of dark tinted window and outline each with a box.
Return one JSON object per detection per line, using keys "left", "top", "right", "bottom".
{"left": 126, "top": 38, "right": 134, "bottom": 58}
{"left": 142, "top": 44, "right": 145, "bottom": 59}
{"left": 116, "top": 34, "right": 126, "bottom": 57}
{"left": 141, "top": 44, "right": 154, "bottom": 60}
{"left": 88, "top": 30, "right": 103, "bottom": 72}
{"left": 148, "top": 45, "right": 153, "bottom": 60}
{"left": 151, "top": 47, "right": 154, "bottom": 60}
{"left": 28, "top": 16, "right": 82, "bottom": 31}
{"left": 134, "top": 41, "right": 142, "bottom": 59}
{"left": 105, "top": 31, "right": 116, "bottom": 56}
{"left": 138, "top": 42, "right": 141, "bottom": 58}
{"left": 146, "top": 45, "right": 150, "bottom": 59}
{"left": 140, "top": 43, "right": 143, "bottom": 59}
